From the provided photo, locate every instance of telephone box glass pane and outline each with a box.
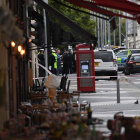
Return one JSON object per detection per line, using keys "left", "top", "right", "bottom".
{"left": 82, "top": 65, "right": 88, "bottom": 70}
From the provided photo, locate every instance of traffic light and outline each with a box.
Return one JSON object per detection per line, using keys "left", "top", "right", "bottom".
{"left": 110, "top": 16, "right": 117, "bottom": 31}
{"left": 30, "top": 21, "right": 44, "bottom": 46}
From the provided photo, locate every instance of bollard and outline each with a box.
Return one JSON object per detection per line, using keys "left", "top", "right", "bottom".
{"left": 117, "top": 79, "right": 120, "bottom": 103}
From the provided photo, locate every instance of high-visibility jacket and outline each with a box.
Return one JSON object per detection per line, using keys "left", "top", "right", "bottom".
{"left": 127, "top": 50, "right": 132, "bottom": 57}
{"left": 52, "top": 53, "right": 57, "bottom": 69}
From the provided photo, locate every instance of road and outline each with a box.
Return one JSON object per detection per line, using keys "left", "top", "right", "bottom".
{"left": 67, "top": 72, "right": 140, "bottom": 134}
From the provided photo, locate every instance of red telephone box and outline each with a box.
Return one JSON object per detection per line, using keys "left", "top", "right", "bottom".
{"left": 76, "top": 44, "right": 95, "bottom": 92}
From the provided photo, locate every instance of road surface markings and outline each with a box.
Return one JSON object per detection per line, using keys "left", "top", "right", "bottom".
{"left": 133, "top": 82, "right": 140, "bottom": 84}
{"left": 93, "top": 109, "right": 140, "bottom": 114}
{"left": 90, "top": 100, "right": 136, "bottom": 106}
{"left": 80, "top": 96, "right": 136, "bottom": 99}
{"left": 80, "top": 91, "right": 127, "bottom": 95}
{"left": 70, "top": 83, "right": 117, "bottom": 86}
{"left": 92, "top": 113, "right": 138, "bottom": 118}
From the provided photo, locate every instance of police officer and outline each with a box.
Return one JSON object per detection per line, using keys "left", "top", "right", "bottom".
{"left": 127, "top": 50, "right": 132, "bottom": 57}
{"left": 56, "top": 48, "right": 62, "bottom": 76}
{"left": 62, "top": 50, "right": 69, "bottom": 76}
{"left": 68, "top": 49, "right": 74, "bottom": 74}
{"left": 52, "top": 49, "right": 57, "bottom": 75}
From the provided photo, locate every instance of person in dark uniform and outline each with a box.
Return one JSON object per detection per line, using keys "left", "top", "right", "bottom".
{"left": 73, "top": 50, "right": 76, "bottom": 73}
{"left": 62, "top": 50, "right": 69, "bottom": 76}
{"left": 38, "top": 49, "right": 45, "bottom": 77}
{"left": 68, "top": 50, "right": 74, "bottom": 74}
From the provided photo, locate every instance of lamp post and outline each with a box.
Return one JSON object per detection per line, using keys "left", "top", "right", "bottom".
{"left": 125, "top": 18, "right": 128, "bottom": 49}
{"left": 97, "top": 15, "right": 100, "bottom": 49}
{"left": 133, "top": 0, "right": 136, "bottom": 49}
{"left": 119, "top": 11, "right": 121, "bottom": 47}
{"left": 43, "top": 0, "right": 48, "bottom": 77}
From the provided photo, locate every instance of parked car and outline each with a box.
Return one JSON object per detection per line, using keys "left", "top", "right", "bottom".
{"left": 116, "top": 50, "right": 128, "bottom": 71}
{"left": 124, "top": 54, "right": 140, "bottom": 75}
{"left": 116, "top": 49, "right": 140, "bottom": 71}
{"left": 113, "top": 46, "right": 126, "bottom": 54}
{"left": 94, "top": 50, "right": 118, "bottom": 80}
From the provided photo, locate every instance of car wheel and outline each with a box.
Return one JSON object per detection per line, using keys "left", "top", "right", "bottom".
{"left": 110, "top": 72, "right": 118, "bottom": 80}
{"left": 124, "top": 68, "right": 130, "bottom": 75}
{"left": 113, "top": 76, "right": 118, "bottom": 80}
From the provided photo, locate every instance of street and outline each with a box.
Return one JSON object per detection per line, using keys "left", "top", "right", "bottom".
{"left": 67, "top": 72, "right": 140, "bottom": 134}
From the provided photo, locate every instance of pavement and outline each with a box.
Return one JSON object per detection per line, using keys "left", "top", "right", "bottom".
{"left": 65, "top": 72, "right": 140, "bottom": 134}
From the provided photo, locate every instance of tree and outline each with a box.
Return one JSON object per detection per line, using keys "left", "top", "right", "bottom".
{"left": 48, "top": 0, "right": 96, "bottom": 36}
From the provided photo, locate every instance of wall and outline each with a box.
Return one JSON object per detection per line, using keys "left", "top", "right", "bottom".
{"left": 0, "top": 0, "right": 10, "bottom": 130}
{"left": 0, "top": 29, "right": 9, "bottom": 130}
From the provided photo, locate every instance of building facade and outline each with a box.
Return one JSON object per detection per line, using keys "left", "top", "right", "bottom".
{"left": 125, "top": 0, "right": 140, "bottom": 49}
{"left": 0, "top": 0, "right": 28, "bottom": 129}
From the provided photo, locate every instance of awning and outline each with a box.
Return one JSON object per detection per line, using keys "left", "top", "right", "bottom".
{"left": 90, "top": 0, "right": 140, "bottom": 14}
{"left": 33, "top": 0, "right": 97, "bottom": 44}
{"left": 54, "top": 0, "right": 117, "bottom": 30}
{"left": 67, "top": 0, "right": 136, "bottom": 20}
{"left": 67, "top": 0, "right": 140, "bottom": 24}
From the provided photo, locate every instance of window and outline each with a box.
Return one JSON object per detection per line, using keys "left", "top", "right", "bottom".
{"left": 130, "top": 55, "right": 140, "bottom": 61}
{"left": 131, "top": 50, "right": 140, "bottom": 54}
{"left": 117, "top": 51, "right": 128, "bottom": 58}
{"left": 113, "top": 48, "right": 126, "bottom": 54}
{"left": 94, "top": 51, "right": 113, "bottom": 62}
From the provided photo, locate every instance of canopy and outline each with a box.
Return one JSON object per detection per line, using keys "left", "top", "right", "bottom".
{"left": 67, "top": 0, "right": 140, "bottom": 23}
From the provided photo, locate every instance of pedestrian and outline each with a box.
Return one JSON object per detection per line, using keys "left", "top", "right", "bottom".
{"left": 62, "top": 50, "right": 69, "bottom": 76}
{"left": 68, "top": 50, "right": 74, "bottom": 74}
{"left": 56, "top": 48, "right": 62, "bottom": 76}
{"left": 52, "top": 49, "right": 57, "bottom": 75}
{"left": 38, "top": 49, "right": 45, "bottom": 77}
{"left": 73, "top": 49, "right": 76, "bottom": 73}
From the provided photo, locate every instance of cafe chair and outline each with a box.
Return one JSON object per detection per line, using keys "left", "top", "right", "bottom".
{"left": 57, "top": 80, "right": 81, "bottom": 110}
{"left": 71, "top": 90, "right": 81, "bottom": 108}
{"left": 57, "top": 80, "right": 72, "bottom": 103}
{"left": 32, "top": 78, "right": 46, "bottom": 91}
{"left": 57, "top": 75, "right": 68, "bottom": 91}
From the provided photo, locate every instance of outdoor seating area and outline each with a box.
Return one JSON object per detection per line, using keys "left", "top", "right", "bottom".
{"left": 0, "top": 76, "right": 107, "bottom": 140}
{"left": 2, "top": 74, "right": 140, "bottom": 140}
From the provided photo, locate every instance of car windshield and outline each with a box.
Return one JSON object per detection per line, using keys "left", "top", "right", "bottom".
{"left": 113, "top": 48, "right": 126, "bottom": 54}
{"left": 130, "top": 55, "right": 140, "bottom": 62}
{"left": 117, "top": 51, "right": 128, "bottom": 58}
{"left": 131, "top": 50, "right": 140, "bottom": 54}
{"left": 94, "top": 51, "right": 113, "bottom": 62}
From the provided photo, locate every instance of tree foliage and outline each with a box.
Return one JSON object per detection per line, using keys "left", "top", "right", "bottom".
{"left": 48, "top": 0, "right": 96, "bottom": 36}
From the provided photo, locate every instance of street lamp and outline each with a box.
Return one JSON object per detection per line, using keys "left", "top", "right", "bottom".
{"left": 20, "top": 49, "right": 25, "bottom": 55}
{"left": 28, "top": 38, "right": 32, "bottom": 42}
{"left": 11, "top": 41, "right": 15, "bottom": 48}
{"left": 18, "top": 45, "right": 22, "bottom": 52}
